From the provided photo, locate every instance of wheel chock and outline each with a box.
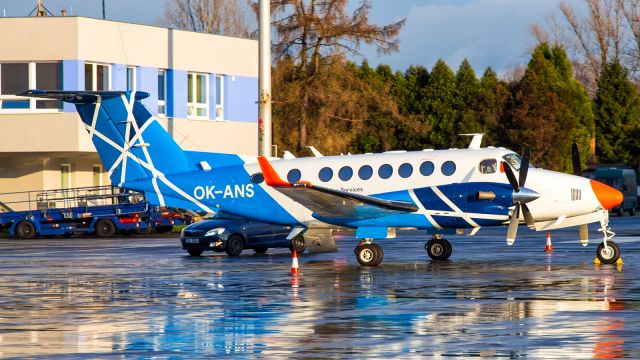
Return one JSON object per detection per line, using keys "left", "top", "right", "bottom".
{"left": 616, "top": 258, "right": 623, "bottom": 265}
{"left": 594, "top": 258, "right": 601, "bottom": 265}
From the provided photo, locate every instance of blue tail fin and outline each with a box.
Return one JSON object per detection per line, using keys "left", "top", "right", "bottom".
{"left": 22, "top": 90, "right": 197, "bottom": 185}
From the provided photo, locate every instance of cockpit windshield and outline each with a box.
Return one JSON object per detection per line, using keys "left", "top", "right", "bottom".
{"left": 502, "top": 153, "right": 535, "bottom": 171}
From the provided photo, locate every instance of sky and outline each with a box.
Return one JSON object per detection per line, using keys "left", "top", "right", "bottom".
{"left": 0, "top": 0, "right": 563, "bottom": 73}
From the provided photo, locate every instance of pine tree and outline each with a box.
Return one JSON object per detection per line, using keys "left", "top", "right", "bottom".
{"left": 594, "top": 61, "right": 640, "bottom": 167}
{"left": 477, "top": 67, "right": 510, "bottom": 146}
{"left": 454, "top": 59, "right": 481, "bottom": 145}
{"left": 425, "top": 59, "right": 457, "bottom": 149}
{"left": 505, "top": 44, "right": 594, "bottom": 171}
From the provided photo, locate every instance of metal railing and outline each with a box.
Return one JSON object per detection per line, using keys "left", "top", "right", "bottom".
{"left": 0, "top": 186, "right": 145, "bottom": 213}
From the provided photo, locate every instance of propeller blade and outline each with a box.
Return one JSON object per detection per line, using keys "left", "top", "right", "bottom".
{"left": 506, "top": 204, "right": 520, "bottom": 245}
{"left": 502, "top": 161, "right": 520, "bottom": 192}
{"left": 572, "top": 143, "right": 583, "bottom": 177}
{"left": 521, "top": 203, "right": 535, "bottom": 228}
{"left": 519, "top": 147, "right": 530, "bottom": 188}
{"left": 579, "top": 224, "right": 588, "bottom": 246}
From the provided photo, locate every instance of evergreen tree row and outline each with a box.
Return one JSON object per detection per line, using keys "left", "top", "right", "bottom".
{"left": 272, "top": 43, "right": 640, "bottom": 172}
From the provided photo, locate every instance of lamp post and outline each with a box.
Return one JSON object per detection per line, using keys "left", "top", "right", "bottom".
{"left": 258, "top": 0, "right": 272, "bottom": 157}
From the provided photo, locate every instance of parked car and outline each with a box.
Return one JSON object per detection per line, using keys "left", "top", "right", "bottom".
{"left": 180, "top": 217, "right": 306, "bottom": 257}
{"left": 592, "top": 168, "right": 638, "bottom": 216}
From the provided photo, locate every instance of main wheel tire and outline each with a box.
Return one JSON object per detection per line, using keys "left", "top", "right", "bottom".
{"left": 15, "top": 221, "right": 35, "bottom": 239}
{"left": 356, "top": 243, "right": 384, "bottom": 266}
{"left": 95, "top": 219, "right": 116, "bottom": 237}
{"left": 187, "top": 249, "right": 203, "bottom": 257}
{"left": 596, "top": 241, "right": 621, "bottom": 265}
{"left": 289, "top": 235, "right": 306, "bottom": 254}
{"left": 253, "top": 246, "right": 269, "bottom": 254}
{"left": 426, "top": 238, "right": 452, "bottom": 260}
{"left": 629, "top": 207, "right": 636, "bottom": 216}
{"left": 616, "top": 208, "right": 623, "bottom": 217}
{"left": 155, "top": 225, "right": 173, "bottom": 234}
{"left": 225, "top": 234, "right": 244, "bottom": 257}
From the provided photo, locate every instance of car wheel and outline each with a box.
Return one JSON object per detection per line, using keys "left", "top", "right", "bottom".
{"left": 226, "top": 234, "right": 244, "bottom": 256}
{"left": 289, "top": 235, "right": 306, "bottom": 254}
{"left": 15, "top": 221, "right": 36, "bottom": 239}
{"left": 95, "top": 219, "right": 116, "bottom": 237}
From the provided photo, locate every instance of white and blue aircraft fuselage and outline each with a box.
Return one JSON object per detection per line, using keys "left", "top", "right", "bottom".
{"left": 22, "top": 90, "right": 624, "bottom": 266}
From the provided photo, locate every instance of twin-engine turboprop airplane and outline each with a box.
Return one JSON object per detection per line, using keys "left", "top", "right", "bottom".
{"left": 22, "top": 90, "right": 624, "bottom": 266}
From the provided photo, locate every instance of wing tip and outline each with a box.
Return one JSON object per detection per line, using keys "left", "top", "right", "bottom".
{"left": 257, "top": 156, "right": 291, "bottom": 187}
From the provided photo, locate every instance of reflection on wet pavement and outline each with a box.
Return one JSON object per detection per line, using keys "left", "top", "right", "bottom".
{"left": 0, "top": 217, "right": 639, "bottom": 358}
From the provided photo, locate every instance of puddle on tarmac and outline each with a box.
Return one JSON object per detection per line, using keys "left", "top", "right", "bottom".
{"left": 0, "top": 220, "right": 639, "bottom": 358}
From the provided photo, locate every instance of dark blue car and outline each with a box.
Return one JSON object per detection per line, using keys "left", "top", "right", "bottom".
{"left": 180, "top": 217, "right": 306, "bottom": 257}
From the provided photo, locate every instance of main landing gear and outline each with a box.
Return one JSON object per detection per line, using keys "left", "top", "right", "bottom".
{"left": 596, "top": 212, "right": 621, "bottom": 264}
{"left": 354, "top": 239, "right": 384, "bottom": 266}
{"left": 425, "top": 235, "right": 452, "bottom": 261}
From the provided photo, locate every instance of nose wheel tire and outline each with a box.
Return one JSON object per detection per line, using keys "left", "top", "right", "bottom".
{"left": 596, "top": 241, "right": 620, "bottom": 264}
{"left": 355, "top": 243, "right": 384, "bottom": 266}
{"left": 425, "top": 238, "right": 452, "bottom": 260}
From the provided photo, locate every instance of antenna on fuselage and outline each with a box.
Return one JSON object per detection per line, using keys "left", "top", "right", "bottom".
{"left": 459, "top": 133, "right": 484, "bottom": 149}
{"left": 307, "top": 146, "right": 323, "bottom": 157}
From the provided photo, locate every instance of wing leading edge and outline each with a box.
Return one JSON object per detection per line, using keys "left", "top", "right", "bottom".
{"left": 256, "top": 156, "right": 418, "bottom": 219}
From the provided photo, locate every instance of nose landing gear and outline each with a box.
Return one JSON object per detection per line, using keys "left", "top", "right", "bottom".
{"left": 425, "top": 234, "right": 452, "bottom": 260}
{"left": 597, "top": 211, "right": 621, "bottom": 264}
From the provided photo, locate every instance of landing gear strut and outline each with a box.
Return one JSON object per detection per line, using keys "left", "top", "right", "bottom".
{"left": 597, "top": 211, "right": 621, "bottom": 264}
{"left": 425, "top": 235, "right": 453, "bottom": 260}
{"left": 354, "top": 239, "right": 384, "bottom": 266}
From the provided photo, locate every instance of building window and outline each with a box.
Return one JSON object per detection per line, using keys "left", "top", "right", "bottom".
{"left": 215, "top": 75, "right": 224, "bottom": 120}
{"left": 188, "top": 72, "right": 208, "bottom": 118}
{"left": 61, "top": 164, "right": 71, "bottom": 189}
{"left": 158, "top": 70, "right": 166, "bottom": 115}
{"left": 127, "top": 66, "right": 136, "bottom": 91}
{"left": 0, "top": 62, "right": 62, "bottom": 111}
{"left": 93, "top": 165, "right": 103, "bottom": 187}
{"left": 85, "top": 63, "right": 111, "bottom": 91}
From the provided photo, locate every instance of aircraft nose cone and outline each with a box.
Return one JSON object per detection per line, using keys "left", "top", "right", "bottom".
{"left": 590, "top": 179, "right": 623, "bottom": 210}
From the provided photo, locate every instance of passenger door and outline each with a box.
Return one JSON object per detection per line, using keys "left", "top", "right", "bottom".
{"left": 244, "top": 221, "right": 277, "bottom": 247}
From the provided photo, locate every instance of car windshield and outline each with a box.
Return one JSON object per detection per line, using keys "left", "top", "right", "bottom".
{"left": 502, "top": 153, "right": 535, "bottom": 171}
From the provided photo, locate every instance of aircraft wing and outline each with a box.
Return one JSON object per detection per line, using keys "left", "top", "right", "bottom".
{"left": 257, "top": 156, "right": 418, "bottom": 219}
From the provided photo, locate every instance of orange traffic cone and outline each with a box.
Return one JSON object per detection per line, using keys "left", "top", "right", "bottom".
{"left": 291, "top": 249, "right": 300, "bottom": 275}
{"left": 545, "top": 232, "right": 553, "bottom": 252}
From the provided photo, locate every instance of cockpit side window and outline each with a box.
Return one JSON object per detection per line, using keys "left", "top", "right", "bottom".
{"left": 502, "top": 153, "right": 521, "bottom": 171}
{"left": 479, "top": 159, "right": 497, "bottom": 174}
{"left": 502, "top": 153, "right": 536, "bottom": 171}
